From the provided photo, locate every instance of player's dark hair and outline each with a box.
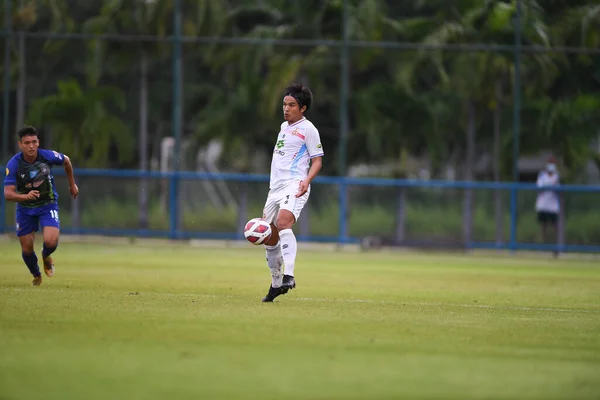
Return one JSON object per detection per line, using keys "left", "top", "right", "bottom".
{"left": 18, "top": 126, "right": 39, "bottom": 140}
{"left": 284, "top": 84, "right": 313, "bottom": 112}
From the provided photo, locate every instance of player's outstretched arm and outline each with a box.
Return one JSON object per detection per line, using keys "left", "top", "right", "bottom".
{"left": 63, "top": 155, "right": 79, "bottom": 199}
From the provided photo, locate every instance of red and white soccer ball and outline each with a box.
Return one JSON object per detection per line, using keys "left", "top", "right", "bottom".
{"left": 244, "top": 218, "right": 272, "bottom": 245}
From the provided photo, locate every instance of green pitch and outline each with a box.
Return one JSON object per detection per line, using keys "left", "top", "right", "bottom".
{"left": 0, "top": 240, "right": 599, "bottom": 399}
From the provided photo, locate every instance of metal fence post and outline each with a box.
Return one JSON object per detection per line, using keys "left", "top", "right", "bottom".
{"left": 1, "top": 0, "right": 12, "bottom": 234}
{"left": 463, "top": 186, "right": 473, "bottom": 250}
{"left": 338, "top": 0, "right": 349, "bottom": 177}
{"left": 0, "top": 180, "right": 4, "bottom": 233}
{"left": 169, "top": 0, "right": 183, "bottom": 239}
{"left": 558, "top": 194, "right": 565, "bottom": 253}
{"left": 2, "top": 0, "right": 11, "bottom": 163}
{"left": 510, "top": 0, "right": 522, "bottom": 252}
{"left": 509, "top": 186, "right": 518, "bottom": 251}
{"left": 337, "top": 0, "right": 350, "bottom": 245}
{"left": 394, "top": 186, "right": 406, "bottom": 245}
{"left": 236, "top": 181, "right": 248, "bottom": 240}
{"left": 338, "top": 178, "right": 348, "bottom": 243}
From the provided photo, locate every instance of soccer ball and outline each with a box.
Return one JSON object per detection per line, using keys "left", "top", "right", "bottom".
{"left": 244, "top": 218, "right": 272, "bottom": 245}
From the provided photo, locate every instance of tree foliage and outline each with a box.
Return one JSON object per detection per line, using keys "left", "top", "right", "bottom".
{"left": 2, "top": 0, "right": 599, "bottom": 182}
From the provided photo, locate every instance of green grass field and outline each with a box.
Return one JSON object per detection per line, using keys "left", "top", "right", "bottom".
{"left": 0, "top": 240, "right": 599, "bottom": 399}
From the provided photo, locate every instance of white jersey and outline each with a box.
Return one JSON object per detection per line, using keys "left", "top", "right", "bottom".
{"left": 269, "top": 117, "right": 324, "bottom": 189}
{"left": 535, "top": 170, "right": 560, "bottom": 213}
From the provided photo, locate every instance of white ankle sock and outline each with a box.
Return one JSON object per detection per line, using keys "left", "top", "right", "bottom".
{"left": 265, "top": 242, "right": 283, "bottom": 288}
{"left": 279, "top": 229, "right": 297, "bottom": 277}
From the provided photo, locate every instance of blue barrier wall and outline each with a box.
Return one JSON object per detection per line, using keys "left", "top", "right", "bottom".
{"left": 2, "top": 167, "right": 600, "bottom": 253}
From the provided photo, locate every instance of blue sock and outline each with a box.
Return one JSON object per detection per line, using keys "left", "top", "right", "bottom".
{"left": 22, "top": 252, "right": 41, "bottom": 277}
{"left": 42, "top": 243, "right": 57, "bottom": 259}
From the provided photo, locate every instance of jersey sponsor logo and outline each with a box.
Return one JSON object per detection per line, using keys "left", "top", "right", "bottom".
{"left": 274, "top": 149, "right": 285, "bottom": 156}
{"left": 53, "top": 151, "right": 63, "bottom": 160}
{"left": 276, "top": 140, "right": 285, "bottom": 149}
{"left": 316, "top": 143, "right": 322, "bottom": 149}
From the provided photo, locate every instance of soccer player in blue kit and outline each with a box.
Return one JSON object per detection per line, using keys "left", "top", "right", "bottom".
{"left": 3, "top": 126, "right": 79, "bottom": 286}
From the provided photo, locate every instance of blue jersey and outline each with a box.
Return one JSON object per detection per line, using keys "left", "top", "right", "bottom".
{"left": 4, "top": 149, "right": 65, "bottom": 210}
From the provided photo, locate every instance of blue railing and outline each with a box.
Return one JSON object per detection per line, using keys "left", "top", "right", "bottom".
{"left": 2, "top": 167, "right": 600, "bottom": 253}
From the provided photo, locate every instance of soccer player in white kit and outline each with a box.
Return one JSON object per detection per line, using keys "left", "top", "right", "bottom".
{"left": 260, "top": 84, "right": 324, "bottom": 302}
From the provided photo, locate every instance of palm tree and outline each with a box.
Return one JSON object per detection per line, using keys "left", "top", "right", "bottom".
{"left": 191, "top": 1, "right": 335, "bottom": 168}
{"left": 192, "top": 0, "right": 398, "bottom": 171}
{"left": 82, "top": 0, "right": 174, "bottom": 229}
{"left": 11, "top": 0, "right": 35, "bottom": 137}
{"left": 10, "top": 0, "right": 77, "bottom": 151}
{"left": 82, "top": 0, "right": 230, "bottom": 228}
{"left": 541, "top": 2, "right": 600, "bottom": 180}
{"left": 27, "top": 78, "right": 132, "bottom": 228}
{"left": 396, "top": 0, "right": 554, "bottom": 244}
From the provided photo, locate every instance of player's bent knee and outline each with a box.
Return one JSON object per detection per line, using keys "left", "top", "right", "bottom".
{"left": 276, "top": 220, "right": 294, "bottom": 230}
{"left": 19, "top": 241, "right": 35, "bottom": 255}
{"left": 21, "top": 247, "right": 35, "bottom": 255}
{"left": 43, "top": 232, "right": 59, "bottom": 244}
{"left": 18, "top": 234, "right": 34, "bottom": 252}
{"left": 44, "top": 239, "right": 59, "bottom": 249}
{"left": 42, "top": 227, "right": 60, "bottom": 243}
{"left": 276, "top": 211, "right": 295, "bottom": 230}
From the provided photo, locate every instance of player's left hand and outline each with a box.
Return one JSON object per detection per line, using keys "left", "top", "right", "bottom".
{"left": 296, "top": 180, "right": 309, "bottom": 198}
{"left": 70, "top": 184, "right": 79, "bottom": 199}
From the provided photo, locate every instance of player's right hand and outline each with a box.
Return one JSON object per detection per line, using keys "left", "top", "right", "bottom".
{"left": 25, "top": 190, "right": 40, "bottom": 200}
{"left": 69, "top": 184, "right": 79, "bottom": 199}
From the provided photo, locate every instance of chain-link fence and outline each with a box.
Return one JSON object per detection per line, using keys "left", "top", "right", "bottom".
{"left": 1, "top": 0, "right": 599, "bottom": 251}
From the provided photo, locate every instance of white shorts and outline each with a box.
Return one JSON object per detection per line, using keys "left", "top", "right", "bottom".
{"left": 263, "top": 181, "right": 310, "bottom": 225}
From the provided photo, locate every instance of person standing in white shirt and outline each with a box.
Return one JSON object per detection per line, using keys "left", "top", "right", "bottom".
{"left": 535, "top": 157, "right": 560, "bottom": 250}
{"left": 260, "top": 84, "right": 324, "bottom": 302}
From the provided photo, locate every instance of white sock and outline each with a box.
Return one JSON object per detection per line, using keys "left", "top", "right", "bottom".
{"left": 279, "top": 229, "right": 297, "bottom": 277}
{"left": 265, "top": 242, "right": 283, "bottom": 288}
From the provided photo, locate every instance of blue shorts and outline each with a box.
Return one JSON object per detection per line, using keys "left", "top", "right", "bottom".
{"left": 15, "top": 204, "right": 60, "bottom": 237}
